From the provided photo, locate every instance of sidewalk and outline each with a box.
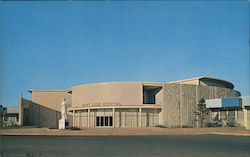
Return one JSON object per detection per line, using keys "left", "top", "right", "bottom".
{"left": 1, "top": 127, "right": 250, "bottom": 136}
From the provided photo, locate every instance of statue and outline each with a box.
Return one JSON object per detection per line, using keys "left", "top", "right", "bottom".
{"left": 59, "top": 98, "right": 68, "bottom": 129}
{"left": 61, "top": 98, "right": 67, "bottom": 120}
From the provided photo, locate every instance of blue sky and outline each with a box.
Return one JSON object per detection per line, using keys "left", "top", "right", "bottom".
{"left": 0, "top": 1, "right": 249, "bottom": 106}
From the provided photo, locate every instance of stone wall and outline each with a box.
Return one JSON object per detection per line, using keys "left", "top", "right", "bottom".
{"left": 163, "top": 83, "right": 240, "bottom": 128}
{"left": 180, "top": 84, "right": 196, "bottom": 127}
{"left": 211, "top": 87, "right": 240, "bottom": 99}
{"left": 162, "top": 84, "right": 181, "bottom": 127}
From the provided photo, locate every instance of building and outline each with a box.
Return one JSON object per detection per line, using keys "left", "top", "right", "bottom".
{"left": 206, "top": 96, "right": 250, "bottom": 129}
{"left": 0, "top": 105, "right": 19, "bottom": 127}
{"left": 5, "top": 107, "right": 19, "bottom": 126}
{"left": 19, "top": 76, "right": 249, "bottom": 129}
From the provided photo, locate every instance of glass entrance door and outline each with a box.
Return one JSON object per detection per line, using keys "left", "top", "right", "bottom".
{"left": 96, "top": 116, "right": 113, "bottom": 127}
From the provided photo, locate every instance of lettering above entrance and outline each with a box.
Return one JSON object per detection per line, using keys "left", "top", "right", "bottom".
{"left": 81, "top": 101, "right": 121, "bottom": 107}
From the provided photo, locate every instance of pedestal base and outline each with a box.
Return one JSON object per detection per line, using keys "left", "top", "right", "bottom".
{"left": 59, "top": 119, "right": 69, "bottom": 129}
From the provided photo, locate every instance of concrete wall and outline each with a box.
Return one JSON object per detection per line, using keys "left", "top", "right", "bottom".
{"left": 32, "top": 91, "right": 72, "bottom": 112}
{"left": 19, "top": 91, "right": 72, "bottom": 128}
{"left": 21, "top": 98, "right": 72, "bottom": 128}
{"left": 141, "top": 109, "right": 160, "bottom": 127}
{"left": 155, "top": 88, "right": 163, "bottom": 106}
{"left": 243, "top": 107, "right": 250, "bottom": 130}
{"left": 237, "top": 110, "right": 244, "bottom": 126}
{"left": 75, "top": 110, "right": 88, "bottom": 128}
{"left": 71, "top": 82, "right": 143, "bottom": 107}
{"left": 19, "top": 98, "right": 33, "bottom": 126}
{"left": 242, "top": 97, "right": 250, "bottom": 129}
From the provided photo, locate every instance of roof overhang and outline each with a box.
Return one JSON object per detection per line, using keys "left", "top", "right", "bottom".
{"left": 28, "top": 89, "right": 68, "bottom": 93}
{"left": 166, "top": 76, "right": 234, "bottom": 89}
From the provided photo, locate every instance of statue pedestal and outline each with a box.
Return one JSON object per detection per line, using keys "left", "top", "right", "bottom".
{"left": 59, "top": 119, "right": 68, "bottom": 129}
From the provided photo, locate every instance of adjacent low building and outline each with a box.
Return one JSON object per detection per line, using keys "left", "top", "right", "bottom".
{"left": 19, "top": 76, "right": 249, "bottom": 129}
{"left": 206, "top": 96, "right": 250, "bottom": 129}
{"left": 0, "top": 105, "right": 19, "bottom": 127}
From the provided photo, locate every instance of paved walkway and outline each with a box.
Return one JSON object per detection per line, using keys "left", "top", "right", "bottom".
{"left": 1, "top": 127, "right": 250, "bottom": 136}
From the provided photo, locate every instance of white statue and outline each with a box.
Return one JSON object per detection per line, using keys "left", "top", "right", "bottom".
{"left": 61, "top": 98, "right": 67, "bottom": 120}
{"left": 59, "top": 98, "right": 68, "bottom": 129}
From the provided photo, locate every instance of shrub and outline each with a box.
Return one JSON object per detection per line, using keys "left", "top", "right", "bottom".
{"left": 155, "top": 125, "right": 167, "bottom": 128}
{"left": 69, "top": 126, "right": 81, "bottom": 130}
{"left": 212, "top": 114, "right": 222, "bottom": 127}
{"left": 206, "top": 122, "right": 215, "bottom": 127}
{"left": 226, "top": 119, "right": 236, "bottom": 127}
{"left": 181, "top": 125, "right": 191, "bottom": 128}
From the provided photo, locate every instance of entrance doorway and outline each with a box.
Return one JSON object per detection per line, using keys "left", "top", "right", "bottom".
{"left": 96, "top": 116, "right": 113, "bottom": 127}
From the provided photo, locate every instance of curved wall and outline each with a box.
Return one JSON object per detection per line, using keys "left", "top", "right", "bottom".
{"left": 71, "top": 82, "right": 143, "bottom": 107}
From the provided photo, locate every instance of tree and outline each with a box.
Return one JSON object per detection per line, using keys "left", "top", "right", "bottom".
{"left": 0, "top": 105, "right": 7, "bottom": 128}
{"left": 0, "top": 105, "right": 5, "bottom": 127}
{"left": 195, "top": 98, "right": 209, "bottom": 128}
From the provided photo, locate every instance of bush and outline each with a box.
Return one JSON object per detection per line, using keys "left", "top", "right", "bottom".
{"left": 181, "top": 125, "right": 191, "bottom": 128}
{"left": 226, "top": 119, "right": 236, "bottom": 127}
{"left": 206, "top": 122, "right": 215, "bottom": 127}
{"left": 155, "top": 125, "right": 167, "bottom": 128}
{"left": 212, "top": 114, "right": 222, "bottom": 127}
{"left": 69, "top": 126, "right": 81, "bottom": 130}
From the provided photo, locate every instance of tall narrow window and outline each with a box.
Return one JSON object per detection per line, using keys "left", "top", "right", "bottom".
{"left": 105, "top": 116, "right": 109, "bottom": 126}
{"left": 109, "top": 116, "right": 113, "bottom": 126}
{"left": 100, "top": 117, "right": 104, "bottom": 126}
{"left": 96, "top": 117, "right": 100, "bottom": 126}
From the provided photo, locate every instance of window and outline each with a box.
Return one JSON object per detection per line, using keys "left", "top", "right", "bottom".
{"left": 143, "top": 86, "right": 162, "bottom": 104}
{"left": 109, "top": 116, "right": 113, "bottom": 126}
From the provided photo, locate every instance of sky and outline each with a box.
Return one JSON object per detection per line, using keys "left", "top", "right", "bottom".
{"left": 0, "top": 1, "right": 249, "bottom": 107}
